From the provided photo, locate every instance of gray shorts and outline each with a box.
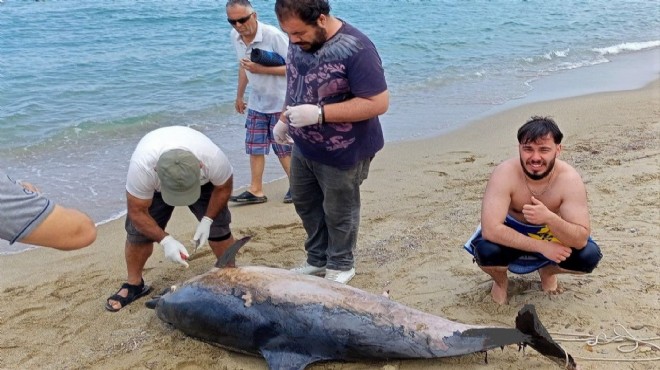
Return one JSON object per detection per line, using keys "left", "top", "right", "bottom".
{"left": 125, "top": 182, "right": 232, "bottom": 244}
{"left": 0, "top": 172, "right": 55, "bottom": 244}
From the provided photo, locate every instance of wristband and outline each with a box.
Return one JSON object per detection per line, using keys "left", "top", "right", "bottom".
{"left": 317, "top": 105, "right": 324, "bottom": 125}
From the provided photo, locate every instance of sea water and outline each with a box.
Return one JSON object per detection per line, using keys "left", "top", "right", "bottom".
{"left": 1, "top": 0, "right": 658, "bottom": 253}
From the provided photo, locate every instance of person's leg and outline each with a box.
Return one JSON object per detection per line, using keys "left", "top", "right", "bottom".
{"left": 244, "top": 110, "right": 270, "bottom": 197}
{"left": 269, "top": 113, "right": 292, "bottom": 178}
{"left": 290, "top": 147, "right": 327, "bottom": 268}
{"left": 540, "top": 238, "right": 603, "bottom": 293}
{"left": 318, "top": 157, "right": 372, "bottom": 272}
{"left": 189, "top": 183, "right": 235, "bottom": 265}
{"left": 474, "top": 238, "right": 524, "bottom": 304}
{"left": 538, "top": 264, "right": 562, "bottom": 293}
{"left": 108, "top": 193, "right": 173, "bottom": 310}
{"left": 481, "top": 266, "right": 510, "bottom": 305}
{"left": 249, "top": 154, "right": 266, "bottom": 196}
{"left": 277, "top": 155, "right": 291, "bottom": 178}
{"left": 269, "top": 113, "right": 293, "bottom": 202}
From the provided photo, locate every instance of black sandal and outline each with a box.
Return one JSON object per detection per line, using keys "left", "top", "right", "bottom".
{"left": 105, "top": 279, "right": 152, "bottom": 312}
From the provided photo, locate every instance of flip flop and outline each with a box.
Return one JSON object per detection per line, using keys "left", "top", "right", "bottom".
{"left": 229, "top": 191, "right": 267, "bottom": 204}
{"left": 105, "top": 279, "right": 153, "bottom": 312}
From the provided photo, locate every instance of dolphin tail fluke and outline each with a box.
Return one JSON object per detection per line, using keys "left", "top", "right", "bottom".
{"left": 515, "top": 304, "right": 578, "bottom": 370}
{"left": 215, "top": 236, "right": 252, "bottom": 268}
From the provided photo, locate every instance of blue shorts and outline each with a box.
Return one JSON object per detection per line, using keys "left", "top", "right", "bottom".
{"left": 464, "top": 216, "right": 602, "bottom": 274}
{"left": 245, "top": 109, "right": 292, "bottom": 157}
{"left": 471, "top": 235, "right": 602, "bottom": 274}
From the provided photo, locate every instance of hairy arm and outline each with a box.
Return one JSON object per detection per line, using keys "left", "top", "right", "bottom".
{"left": 323, "top": 90, "right": 389, "bottom": 123}
{"left": 241, "top": 60, "right": 286, "bottom": 76}
{"left": 126, "top": 192, "right": 167, "bottom": 243}
{"left": 20, "top": 204, "right": 96, "bottom": 250}
{"left": 204, "top": 176, "right": 233, "bottom": 219}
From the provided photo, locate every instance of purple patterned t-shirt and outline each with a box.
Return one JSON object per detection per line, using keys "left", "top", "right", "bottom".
{"left": 285, "top": 21, "right": 387, "bottom": 169}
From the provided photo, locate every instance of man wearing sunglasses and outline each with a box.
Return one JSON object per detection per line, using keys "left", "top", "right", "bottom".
{"left": 273, "top": 0, "right": 389, "bottom": 284}
{"left": 226, "top": 0, "right": 292, "bottom": 205}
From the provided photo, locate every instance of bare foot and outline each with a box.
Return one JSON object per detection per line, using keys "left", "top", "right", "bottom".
{"left": 491, "top": 281, "right": 508, "bottom": 305}
{"left": 539, "top": 273, "right": 565, "bottom": 295}
{"left": 107, "top": 288, "right": 128, "bottom": 311}
{"left": 538, "top": 265, "right": 564, "bottom": 294}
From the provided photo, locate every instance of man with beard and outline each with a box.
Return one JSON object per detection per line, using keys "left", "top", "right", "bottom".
{"left": 464, "top": 117, "right": 602, "bottom": 304}
{"left": 272, "top": 0, "right": 389, "bottom": 284}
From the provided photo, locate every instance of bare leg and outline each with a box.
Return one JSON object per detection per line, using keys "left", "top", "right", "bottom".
{"left": 481, "top": 266, "right": 509, "bottom": 304}
{"left": 278, "top": 155, "right": 291, "bottom": 178}
{"left": 249, "top": 154, "right": 266, "bottom": 197}
{"left": 107, "top": 240, "right": 153, "bottom": 310}
{"left": 539, "top": 265, "right": 573, "bottom": 294}
{"left": 210, "top": 236, "right": 237, "bottom": 267}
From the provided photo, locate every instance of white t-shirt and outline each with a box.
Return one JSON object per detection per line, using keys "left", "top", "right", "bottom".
{"left": 231, "top": 21, "right": 288, "bottom": 113}
{"left": 126, "top": 126, "right": 233, "bottom": 200}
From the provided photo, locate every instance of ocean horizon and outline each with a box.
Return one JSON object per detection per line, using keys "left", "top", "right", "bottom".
{"left": 1, "top": 0, "right": 658, "bottom": 254}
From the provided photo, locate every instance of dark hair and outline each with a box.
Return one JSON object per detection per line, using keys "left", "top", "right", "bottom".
{"left": 275, "top": 0, "right": 331, "bottom": 25}
{"left": 517, "top": 116, "right": 563, "bottom": 144}
{"left": 226, "top": 0, "right": 252, "bottom": 9}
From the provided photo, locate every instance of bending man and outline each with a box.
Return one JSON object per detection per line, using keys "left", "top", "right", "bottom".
{"left": 106, "top": 126, "right": 235, "bottom": 312}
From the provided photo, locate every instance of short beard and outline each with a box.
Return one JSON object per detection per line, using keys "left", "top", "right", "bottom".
{"left": 521, "top": 157, "right": 556, "bottom": 181}
{"left": 297, "top": 27, "right": 327, "bottom": 53}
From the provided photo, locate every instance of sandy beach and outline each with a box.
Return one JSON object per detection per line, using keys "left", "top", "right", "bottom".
{"left": 1, "top": 80, "right": 658, "bottom": 370}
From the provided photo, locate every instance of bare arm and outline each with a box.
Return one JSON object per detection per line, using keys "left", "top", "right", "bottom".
{"left": 20, "top": 204, "right": 96, "bottom": 251}
{"left": 240, "top": 58, "right": 286, "bottom": 76}
{"left": 235, "top": 66, "right": 249, "bottom": 114}
{"left": 523, "top": 172, "right": 590, "bottom": 249}
{"left": 323, "top": 90, "right": 389, "bottom": 123}
{"left": 480, "top": 164, "right": 572, "bottom": 263}
{"left": 126, "top": 192, "right": 168, "bottom": 243}
{"left": 203, "top": 176, "right": 233, "bottom": 220}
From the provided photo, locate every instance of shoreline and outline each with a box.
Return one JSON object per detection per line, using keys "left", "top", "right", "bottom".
{"left": 0, "top": 47, "right": 657, "bottom": 257}
{"left": 0, "top": 80, "right": 658, "bottom": 369}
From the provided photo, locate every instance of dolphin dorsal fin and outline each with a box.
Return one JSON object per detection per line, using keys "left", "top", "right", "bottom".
{"left": 215, "top": 236, "right": 252, "bottom": 268}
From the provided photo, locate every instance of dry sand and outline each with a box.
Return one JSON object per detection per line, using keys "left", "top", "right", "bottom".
{"left": 1, "top": 80, "right": 658, "bottom": 370}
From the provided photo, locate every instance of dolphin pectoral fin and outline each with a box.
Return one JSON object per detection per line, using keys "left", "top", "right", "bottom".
{"left": 215, "top": 236, "right": 252, "bottom": 268}
{"left": 260, "top": 349, "right": 323, "bottom": 370}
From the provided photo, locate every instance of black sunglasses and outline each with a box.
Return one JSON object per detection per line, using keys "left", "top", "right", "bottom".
{"left": 227, "top": 13, "right": 253, "bottom": 25}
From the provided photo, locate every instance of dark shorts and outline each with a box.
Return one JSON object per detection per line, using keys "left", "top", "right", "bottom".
{"left": 125, "top": 182, "right": 232, "bottom": 244}
{"left": 473, "top": 236, "right": 602, "bottom": 273}
{"left": 245, "top": 109, "right": 292, "bottom": 157}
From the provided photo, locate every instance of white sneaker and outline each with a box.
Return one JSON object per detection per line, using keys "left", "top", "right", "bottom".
{"left": 324, "top": 268, "right": 356, "bottom": 284}
{"left": 290, "top": 262, "right": 326, "bottom": 276}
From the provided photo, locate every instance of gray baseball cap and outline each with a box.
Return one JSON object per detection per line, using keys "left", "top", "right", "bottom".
{"left": 156, "top": 149, "right": 200, "bottom": 206}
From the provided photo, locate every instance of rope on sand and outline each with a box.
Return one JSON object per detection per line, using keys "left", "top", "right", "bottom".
{"left": 550, "top": 324, "right": 660, "bottom": 363}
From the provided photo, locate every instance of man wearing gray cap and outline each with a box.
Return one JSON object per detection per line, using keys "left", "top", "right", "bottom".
{"left": 106, "top": 126, "right": 235, "bottom": 312}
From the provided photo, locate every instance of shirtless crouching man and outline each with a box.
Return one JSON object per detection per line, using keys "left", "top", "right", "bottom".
{"left": 466, "top": 116, "right": 602, "bottom": 304}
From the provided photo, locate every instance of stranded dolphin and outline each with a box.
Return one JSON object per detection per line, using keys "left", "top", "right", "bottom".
{"left": 147, "top": 237, "right": 577, "bottom": 370}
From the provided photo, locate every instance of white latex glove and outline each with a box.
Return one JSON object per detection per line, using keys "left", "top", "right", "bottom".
{"left": 160, "top": 235, "right": 190, "bottom": 268}
{"left": 193, "top": 216, "right": 213, "bottom": 250}
{"left": 285, "top": 104, "right": 319, "bottom": 128}
{"left": 273, "top": 120, "right": 294, "bottom": 145}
